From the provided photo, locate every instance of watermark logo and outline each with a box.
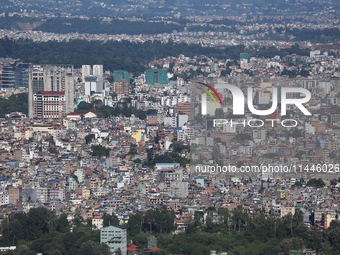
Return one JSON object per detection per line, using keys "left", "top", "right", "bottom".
{"left": 199, "top": 83, "right": 311, "bottom": 116}
{"left": 198, "top": 82, "right": 222, "bottom": 115}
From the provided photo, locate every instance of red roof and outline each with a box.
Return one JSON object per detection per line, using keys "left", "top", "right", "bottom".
{"left": 142, "top": 247, "right": 160, "bottom": 251}
{"left": 67, "top": 112, "right": 83, "bottom": 116}
{"left": 37, "top": 91, "right": 65, "bottom": 95}
{"left": 127, "top": 243, "right": 139, "bottom": 251}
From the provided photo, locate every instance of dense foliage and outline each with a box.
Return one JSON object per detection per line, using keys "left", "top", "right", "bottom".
{"left": 0, "top": 93, "right": 28, "bottom": 117}
{"left": 3, "top": 206, "right": 340, "bottom": 254}
{"left": 0, "top": 38, "right": 310, "bottom": 75}
{"left": 306, "top": 178, "right": 325, "bottom": 188}
{"left": 0, "top": 208, "right": 110, "bottom": 255}
{"left": 125, "top": 206, "right": 340, "bottom": 255}
{"left": 91, "top": 145, "right": 111, "bottom": 157}
{"left": 33, "top": 18, "right": 184, "bottom": 35}
{"left": 127, "top": 207, "right": 176, "bottom": 238}
{"left": 144, "top": 149, "right": 189, "bottom": 168}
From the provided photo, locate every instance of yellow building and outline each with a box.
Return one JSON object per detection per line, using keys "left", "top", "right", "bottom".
{"left": 131, "top": 129, "right": 148, "bottom": 142}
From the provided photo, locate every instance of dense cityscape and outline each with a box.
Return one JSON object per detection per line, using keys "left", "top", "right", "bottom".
{"left": 1, "top": 0, "right": 340, "bottom": 255}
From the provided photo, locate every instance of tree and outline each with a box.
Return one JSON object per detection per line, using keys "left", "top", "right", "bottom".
{"left": 115, "top": 248, "right": 123, "bottom": 255}
{"left": 170, "top": 141, "right": 190, "bottom": 153}
{"left": 77, "top": 240, "right": 110, "bottom": 255}
{"left": 103, "top": 213, "right": 119, "bottom": 227}
{"left": 127, "top": 213, "right": 144, "bottom": 237}
{"left": 306, "top": 178, "right": 325, "bottom": 188}
{"left": 85, "top": 134, "right": 95, "bottom": 144}
{"left": 78, "top": 101, "right": 92, "bottom": 111}
{"left": 91, "top": 145, "right": 111, "bottom": 157}
{"left": 128, "top": 143, "right": 137, "bottom": 156}
{"left": 56, "top": 214, "right": 70, "bottom": 233}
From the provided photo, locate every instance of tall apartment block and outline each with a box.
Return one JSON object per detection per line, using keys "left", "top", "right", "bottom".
{"left": 28, "top": 65, "right": 74, "bottom": 121}
{"left": 81, "top": 64, "right": 104, "bottom": 81}
{"left": 114, "top": 70, "right": 130, "bottom": 82}
{"left": 145, "top": 69, "right": 168, "bottom": 85}
{"left": 84, "top": 75, "right": 104, "bottom": 96}
{"left": 93, "top": 65, "right": 103, "bottom": 76}
{"left": 0, "top": 62, "right": 31, "bottom": 88}
{"left": 81, "top": 65, "right": 92, "bottom": 81}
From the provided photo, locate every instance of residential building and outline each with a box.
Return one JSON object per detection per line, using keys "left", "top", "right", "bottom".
{"left": 145, "top": 69, "right": 168, "bottom": 85}
{"left": 33, "top": 91, "right": 66, "bottom": 121}
{"left": 114, "top": 70, "right": 130, "bottom": 82}
{"left": 100, "top": 225, "right": 127, "bottom": 255}
{"left": 84, "top": 75, "right": 103, "bottom": 96}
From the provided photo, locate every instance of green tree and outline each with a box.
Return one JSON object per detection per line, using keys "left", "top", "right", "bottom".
{"left": 128, "top": 143, "right": 138, "bottom": 156}
{"left": 103, "top": 213, "right": 119, "bottom": 227}
{"left": 85, "top": 134, "right": 95, "bottom": 144}
{"left": 91, "top": 145, "right": 111, "bottom": 157}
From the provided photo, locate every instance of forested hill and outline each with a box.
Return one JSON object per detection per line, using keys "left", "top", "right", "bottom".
{"left": 0, "top": 38, "right": 310, "bottom": 75}
{"left": 0, "top": 38, "right": 244, "bottom": 74}
{"left": 33, "top": 18, "right": 184, "bottom": 35}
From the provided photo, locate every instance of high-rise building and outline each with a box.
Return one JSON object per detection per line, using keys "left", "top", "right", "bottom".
{"left": 114, "top": 70, "right": 130, "bottom": 82}
{"left": 93, "top": 65, "right": 103, "bottom": 76}
{"left": 28, "top": 65, "right": 74, "bottom": 120}
{"left": 1, "top": 65, "right": 15, "bottom": 88}
{"left": 113, "top": 80, "right": 129, "bottom": 96}
{"left": 1, "top": 63, "right": 31, "bottom": 88}
{"left": 84, "top": 75, "right": 103, "bottom": 96}
{"left": 15, "top": 63, "right": 30, "bottom": 88}
{"left": 145, "top": 69, "right": 168, "bottom": 85}
{"left": 82, "top": 65, "right": 92, "bottom": 81}
{"left": 33, "top": 91, "right": 66, "bottom": 121}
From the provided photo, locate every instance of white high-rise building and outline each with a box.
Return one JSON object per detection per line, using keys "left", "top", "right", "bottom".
{"left": 82, "top": 65, "right": 92, "bottom": 81}
{"left": 84, "top": 75, "right": 103, "bottom": 96}
{"left": 93, "top": 65, "right": 103, "bottom": 76}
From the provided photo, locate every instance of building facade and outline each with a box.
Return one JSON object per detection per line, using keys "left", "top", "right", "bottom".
{"left": 0, "top": 63, "right": 30, "bottom": 88}
{"left": 114, "top": 70, "right": 130, "bottom": 82}
{"left": 145, "top": 69, "right": 168, "bottom": 85}
{"left": 100, "top": 225, "right": 127, "bottom": 255}
{"left": 33, "top": 91, "right": 66, "bottom": 121}
{"left": 28, "top": 65, "right": 74, "bottom": 119}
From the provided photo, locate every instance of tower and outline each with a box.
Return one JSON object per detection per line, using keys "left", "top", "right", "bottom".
{"left": 92, "top": 65, "right": 103, "bottom": 76}
{"left": 82, "top": 65, "right": 91, "bottom": 81}
{"left": 28, "top": 65, "right": 74, "bottom": 120}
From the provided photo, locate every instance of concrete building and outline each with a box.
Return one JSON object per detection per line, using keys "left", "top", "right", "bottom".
{"left": 145, "top": 69, "right": 168, "bottom": 85}
{"left": 100, "top": 225, "right": 127, "bottom": 255}
{"left": 113, "top": 80, "right": 129, "bottom": 96}
{"left": 92, "top": 215, "right": 104, "bottom": 230}
{"left": 114, "top": 70, "right": 130, "bottom": 82}
{"left": 28, "top": 65, "right": 74, "bottom": 119}
{"left": 84, "top": 75, "right": 103, "bottom": 96}
{"left": 0, "top": 63, "right": 30, "bottom": 88}
{"left": 82, "top": 65, "right": 91, "bottom": 81}
{"left": 93, "top": 65, "right": 103, "bottom": 76}
{"left": 33, "top": 91, "right": 66, "bottom": 121}
{"left": 8, "top": 186, "right": 19, "bottom": 205}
